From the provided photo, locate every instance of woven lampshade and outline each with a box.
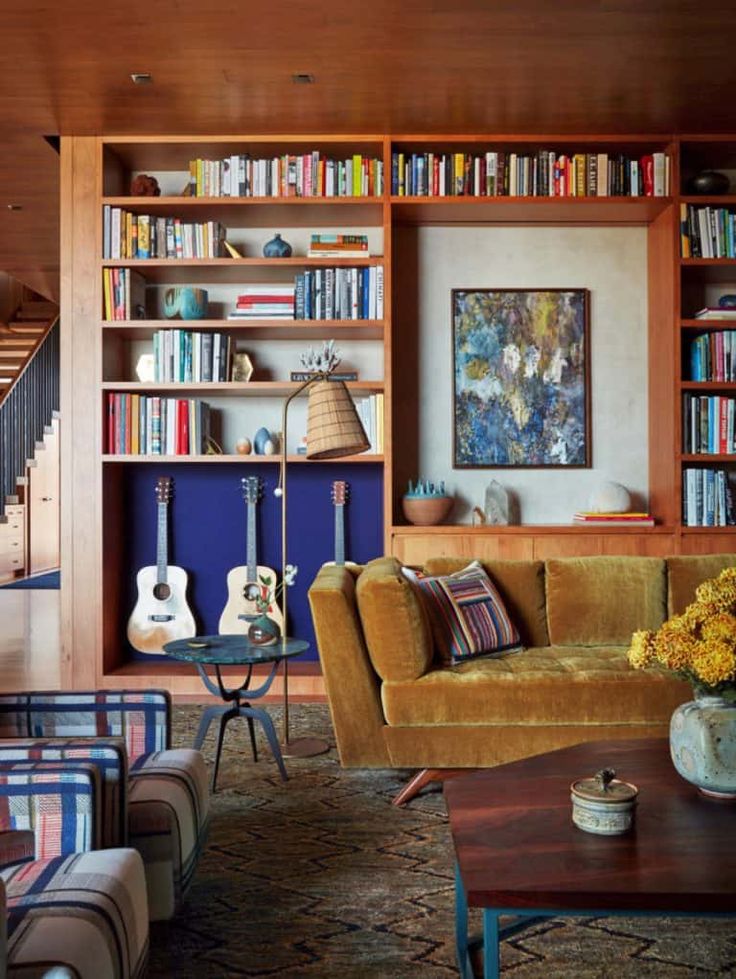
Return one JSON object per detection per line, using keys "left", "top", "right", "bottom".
{"left": 306, "top": 380, "right": 370, "bottom": 459}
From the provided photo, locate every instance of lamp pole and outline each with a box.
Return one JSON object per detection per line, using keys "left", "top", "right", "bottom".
{"left": 276, "top": 376, "right": 330, "bottom": 758}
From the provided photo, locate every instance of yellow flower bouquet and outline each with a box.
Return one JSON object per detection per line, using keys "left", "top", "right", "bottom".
{"left": 628, "top": 567, "right": 736, "bottom": 702}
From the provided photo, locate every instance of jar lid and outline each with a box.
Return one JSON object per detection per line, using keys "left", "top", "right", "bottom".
{"left": 571, "top": 767, "right": 638, "bottom": 804}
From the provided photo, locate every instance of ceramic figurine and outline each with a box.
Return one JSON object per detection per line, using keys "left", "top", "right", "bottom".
{"left": 135, "top": 353, "right": 155, "bottom": 383}
{"left": 262, "top": 233, "right": 292, "bottom": 258}
{"left": 253, "top": 427, "right": 272, "bottom": 455}
{"left": 235, "top": 438, "right": 252, "bottom": 455}
{"left": 163, "top": 287, "right": 208, "bottom": 320}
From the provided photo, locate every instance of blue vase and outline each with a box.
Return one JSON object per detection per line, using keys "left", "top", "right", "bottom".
{"left": 253, "top": 427, "right": 272, "bottom": 455}
{"left": 262, "top": 233, "right": 292, "bottom": 258}
{"left": 718, "top": 295, "right": 736, "bottom": 309}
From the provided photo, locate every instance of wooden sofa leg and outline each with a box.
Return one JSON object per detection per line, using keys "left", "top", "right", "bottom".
{"left": 392, "top": 768, "right": 478, "bottom": 806}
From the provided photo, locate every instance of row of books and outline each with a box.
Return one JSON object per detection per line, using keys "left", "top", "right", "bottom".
{"left": 683, "top": 394, "right": 736, "bottom": 454}
{"left": 688, "top": 331, "right": 736, "bottom": 382}
{"left": 106, "top": 394, "right": 212, "bottom": 455}
{"left": 680, "top": 205, "right": 736, "bottom": 259}
{"left": 152, "top": 331, "right": 232, "bottom": 383}
{"left": 390, "top": 151, "right": 670, "bottom": 198}
{"left": 103, "top": 207, "right": 226, "bottom": 259}
{"left": 355, "top": 394, "right": 384, "bottom": 453}
{"left": 294, "top": 267, "right": 384, "bottom": 320}
{"left": 572, "top": 511, "right": 655, "bottom": 526}
{"left": 186, "top": 154, "right": 384, "bottom": 198}
{"left": 228, "top": 285, "right": 295, "bottom": 319}
{"left": 682, "top": 468, "right": 735, "bottom": 526}
{"left": 102, "top": 268, "right": 147, "bottom": 320}
{"left": 307, "top": 234, "right": 369, "bottom": 258}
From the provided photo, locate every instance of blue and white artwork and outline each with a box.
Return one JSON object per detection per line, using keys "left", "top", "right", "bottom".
{"left": 452, "top": 289, "right": 590, "bottom": 468}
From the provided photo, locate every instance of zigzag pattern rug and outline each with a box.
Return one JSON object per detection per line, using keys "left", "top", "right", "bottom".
{"left": 148, "top": 705, "right": 736, "bottom": 977}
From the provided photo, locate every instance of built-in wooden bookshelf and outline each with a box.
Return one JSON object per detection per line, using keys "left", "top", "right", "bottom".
{"left": 60, "top": 134, "right": 736, "bottom": 695}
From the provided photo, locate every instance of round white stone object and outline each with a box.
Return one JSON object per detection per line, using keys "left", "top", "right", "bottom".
{"left": 587, "top": 480, "right": 631, "bottom": 513}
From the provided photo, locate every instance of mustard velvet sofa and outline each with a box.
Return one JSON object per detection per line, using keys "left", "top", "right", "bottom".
{"left": 308, "top": 553, "right": 736, "bottom": 770}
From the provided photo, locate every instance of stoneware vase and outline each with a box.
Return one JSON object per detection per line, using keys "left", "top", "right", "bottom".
{"left": 670, "top": 689, "right": 736, "bottom": 799}
{"left": 163, "top": 286, "right": 208, "bottom": 320}
{"left": 402, "top": 495, "right": 453, "bottom": 526}
{"left": 262, "top": 233, "right": 292, "bottom": 258}
{"left": 247, "top": 614, "right": 281, "bottom": 646}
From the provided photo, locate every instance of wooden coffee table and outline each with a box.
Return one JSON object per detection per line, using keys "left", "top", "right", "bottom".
{"left": 445, "top": 738, "right": 736, "bottom": 979}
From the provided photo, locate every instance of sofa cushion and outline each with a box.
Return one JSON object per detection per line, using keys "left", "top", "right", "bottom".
{"left": 381, "top": 646, "right": 689, "bottom": 727}
{"left": 545, "top": 556, "right": 666, "bottom": 646}
{"left": 404, "top": 562, "right": 521, "bottom": 665}
{"left": 667, "top": 553, "right": 736, "bottom": 616}
{"left": 424, "top": 558, "right": 549, "bottom": 647}
{"left": 355, "top": 558, "right": 433, "bottom": 682}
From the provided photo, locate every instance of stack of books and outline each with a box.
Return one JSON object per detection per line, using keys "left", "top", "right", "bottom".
{"left": 354, "top": 394, "right": 384, "bottom": 453}
{"left": 307, "top": 234, "right": 369, "bottom": 258}
{"left": 572, "top": 511, "right": 655, "bottom": 526}
{"left": 683, "top": 394, "right": 736, "bottom": 454}
{"left": 680, "top": 205, "right": 736, "bottom": 258}
{"left": 228, "top": 285, "right": 295, "bottom": 320}
{"left": 689, "top": 331, "right": 736, "bottom": 382}
{"left": 102, "top": 268, "right": 147, "bottom": 320}
{"left": 294, "top": 267, "right": 383, "bottom": 320}
{"left": 683, "top": 468, "right": 735, "bottom": 526}
{"left": 106, "top": 394, "right": 211, "bottom": 455}
{"left": 103, "top": 207, "right": 226, "bottom": 259}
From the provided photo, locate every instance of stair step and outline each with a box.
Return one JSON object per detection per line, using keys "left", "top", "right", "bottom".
{"left": 16, "top": 476, "right": 28, "bottom": 486}
{"left": 0, "top": 339, "right": 34, "bottom": 349}
{"left": 6, "top": 325, "right": 45, "bottom": 335}
{"left": 0, "top": 350, "right": 28, "bottom": 359}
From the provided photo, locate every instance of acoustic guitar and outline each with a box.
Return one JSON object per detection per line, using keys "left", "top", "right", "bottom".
{"left": 127, "top": 476, "right": 196, "bottom": 654}
{"left": 326, "top": 480, "right": 358, "bottom": 568}
{"left": 218, "top": 476, "right": 284, "bottom": 635}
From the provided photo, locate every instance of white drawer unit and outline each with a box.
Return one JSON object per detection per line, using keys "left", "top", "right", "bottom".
{"left": 0, "top": 504, "right": 25, "bottom": 578}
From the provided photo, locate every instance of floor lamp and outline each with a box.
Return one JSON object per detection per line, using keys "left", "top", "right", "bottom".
{"left": 276, "top": 374, "right": 370, "bottom": 758}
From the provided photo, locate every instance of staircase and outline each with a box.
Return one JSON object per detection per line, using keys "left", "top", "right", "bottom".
{"left": 0, "top": 297, "right": 59, "bottom": 580}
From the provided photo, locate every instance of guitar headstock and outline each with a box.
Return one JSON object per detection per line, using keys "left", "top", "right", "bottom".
{"left": 332, "top": 480, "right": 349, "bottom": 506}
{"left": 241, "top": 476, "right": 263, "bottom": 505}
{"left": 155, "top": 476, "right": 172, "bottom": 504}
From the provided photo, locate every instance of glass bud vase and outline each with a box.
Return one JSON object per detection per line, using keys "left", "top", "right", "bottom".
{"left": 248, "top": 614, "right": 281, "bottom": 646}
{"left": 670, "top": 689, "right": 736, "bottom": 799}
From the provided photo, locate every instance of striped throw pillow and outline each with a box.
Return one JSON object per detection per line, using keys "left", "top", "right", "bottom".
{"left": 403, "top": 562, "right": 521, "bottom": 665}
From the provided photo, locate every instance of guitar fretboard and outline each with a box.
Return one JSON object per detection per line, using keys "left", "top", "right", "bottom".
{"left": 156, "top": 501, "right": 168, "bottom": 584}
{"left": 334, "top": 504, "right": 345, "bottom": 566}
{"left": 247, "top": 499, "right": 257, "bottom": 583}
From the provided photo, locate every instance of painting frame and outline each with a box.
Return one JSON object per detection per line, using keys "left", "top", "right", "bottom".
{"left": 452, "top": 288, "right": 591, "bottom": 469}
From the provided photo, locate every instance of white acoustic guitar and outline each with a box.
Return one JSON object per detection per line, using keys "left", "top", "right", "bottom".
{"left": 218, "top": 476, "right": 284, "bottom": 635}
{"left": 127, "top": 476, "right": 196, "bottom": 654}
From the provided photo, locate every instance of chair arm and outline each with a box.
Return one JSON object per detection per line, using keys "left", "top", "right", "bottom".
{"left": 0, "top": 690, "right": 172, "bottom": 764}
{"left": 0, "top": 739, "right": 128, "bottom": 848}
{"left": 0, "top": 761, "right": 101, "bottom": 858}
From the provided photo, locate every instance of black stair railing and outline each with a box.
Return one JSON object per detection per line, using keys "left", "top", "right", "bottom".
{"left": 0, "top": 318, "right": 59, "bottom": 517}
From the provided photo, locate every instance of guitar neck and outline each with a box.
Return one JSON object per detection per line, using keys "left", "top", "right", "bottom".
{"left": 246, "top": 500, "right": 257, "bottom": 582}
{"left": 334, "top": 504, "right": 345, "bottom": 566}
{"left": 156, "top": 501, "right": 168, "bottom": 584}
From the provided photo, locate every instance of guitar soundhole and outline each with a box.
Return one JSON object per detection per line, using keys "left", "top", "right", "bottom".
{"left": 243, "top": 582, "right": 260, "bottom": 602}
{"left": 153, "top": 582, "right": 171, "bottom": 601}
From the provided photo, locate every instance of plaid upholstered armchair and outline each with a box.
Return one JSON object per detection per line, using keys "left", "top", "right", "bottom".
{"left": 0, "top": 689, "right": 210, "bottom": 921}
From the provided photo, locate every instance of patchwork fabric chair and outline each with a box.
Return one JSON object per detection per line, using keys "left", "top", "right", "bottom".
{"left": 0, "top": 760, "right": 149, "bottom": 977}
{"left": 0, "top": 689, "right": 210, "bottom": 921}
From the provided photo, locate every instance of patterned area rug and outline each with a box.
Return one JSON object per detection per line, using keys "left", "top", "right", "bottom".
{"left": 149, "top": 705, "right": 736, "bottom": 978}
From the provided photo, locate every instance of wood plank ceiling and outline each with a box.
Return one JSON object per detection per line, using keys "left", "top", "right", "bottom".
{"left": 1, "top": 0, "right": 736, "bottom": 299}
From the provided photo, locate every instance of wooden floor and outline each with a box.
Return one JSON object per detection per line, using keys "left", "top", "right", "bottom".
{"left": 0, "top": 589, "right": 60, "bottom": 690}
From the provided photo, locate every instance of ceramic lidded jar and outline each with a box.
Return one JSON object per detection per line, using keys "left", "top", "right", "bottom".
{"left": 670, "top": 690, "right": 736, "bottom": 799}
{"left": 570, "top": 768, "right": 638, "bottom": 835}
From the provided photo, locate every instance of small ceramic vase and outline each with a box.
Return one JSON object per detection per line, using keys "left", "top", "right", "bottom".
{"left": 262, "top": 233, "right": 293, "bottom": 258}
{"left": 402, "top": 495, "right": 453, "bottom": 526}
{"left": 253, "top": 427, "right": 272, "bottom": 455}
{"left": 670, "top": 690, "right": 736, "bottom": 799}
{"left": 163, "top": 287, "right": 208, "bottom": 320}
{"left": 248, "top": 614, "right": 281, "bottom": 646}
{"left": 687, "top": 171, "right": 731, "bottom": 195}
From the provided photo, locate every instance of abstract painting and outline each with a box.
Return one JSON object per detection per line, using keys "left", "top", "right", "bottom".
{"left": 452, "top": 289, "right": 590, "bottom": 468}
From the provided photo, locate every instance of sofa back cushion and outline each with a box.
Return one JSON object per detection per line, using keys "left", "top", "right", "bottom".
{"left": 545, "top": 556, "right": 666, "bottom": 646}
{"left": 355, "top": 557, "right": 433, "bottom": 682}
{"left": 424, "top": 558, "right": 549, "bottom": 647}
{"left": 667, "top": 553, "right": 736, "bottom": 616}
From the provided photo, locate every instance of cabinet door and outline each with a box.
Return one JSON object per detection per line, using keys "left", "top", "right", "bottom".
{"left": 29, "top": 435, "right": 59, "bottom": 574}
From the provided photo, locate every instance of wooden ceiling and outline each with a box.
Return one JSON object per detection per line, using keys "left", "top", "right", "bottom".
{"left": 2, "top": 0, "right": 736, "bottom": 298}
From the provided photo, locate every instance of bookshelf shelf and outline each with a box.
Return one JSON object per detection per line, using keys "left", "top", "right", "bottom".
{"left": 390, "top": 195, "right": 671, "bottom": 226}
{"left": 100, "top": 319, "right": 384, "bottom": 340}
{"left": 680, "top": 454, "right": 736, "bottom": 462}
{"left": 102, "top": 256, "right": 382, "bottom": 284}
{"left": 681, "top": 320, "right": 736, "bottom": 330}
{"left": 101, "top": 453, "right": 384, "bottom": 464}
{"left": 680, "top": 381, "right": 736, "bottom": 391}
{"left": 101, "top": 380, "right": 384, "bottom": 397}
{"left": 390, "top": 523, "right": 674, "bottom": 536}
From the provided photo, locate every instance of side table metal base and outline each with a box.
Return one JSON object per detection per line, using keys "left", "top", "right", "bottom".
{"left": 281, "top": 736, "right": 330, "bottom": 759}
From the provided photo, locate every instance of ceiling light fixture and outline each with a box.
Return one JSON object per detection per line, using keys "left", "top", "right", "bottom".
{"left": 130, "top": 72, "right": 153, "bottom": 85}
{"left": 291, "top": 73, "right": 315, "bottom": 84}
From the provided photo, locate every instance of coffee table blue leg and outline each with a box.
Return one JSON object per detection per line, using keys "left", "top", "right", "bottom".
{"left": 455, "top": 863, "right": 474, "bottom": 979}
{"left": 483, "top": 910, "right": 500, "bottom": 979}
{"left": 193, "top": 704, "right": 223, "bottom": 750}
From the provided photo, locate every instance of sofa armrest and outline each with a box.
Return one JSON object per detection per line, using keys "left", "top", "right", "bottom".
{"left": 0, "top": 738, "right": 128, "bottom": 848}
{"left": 309, "top": 566, "right": 390, "bottom": 767}
{"left": 0, "top": 690, "right": 171, "bottom": 764}
{"left": 0, "top": 761, "right": 101, "bottom": 858}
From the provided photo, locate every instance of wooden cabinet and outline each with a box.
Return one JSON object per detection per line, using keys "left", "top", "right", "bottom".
{"left": 0, "top": 503, "right": 26, "bottom": 579}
